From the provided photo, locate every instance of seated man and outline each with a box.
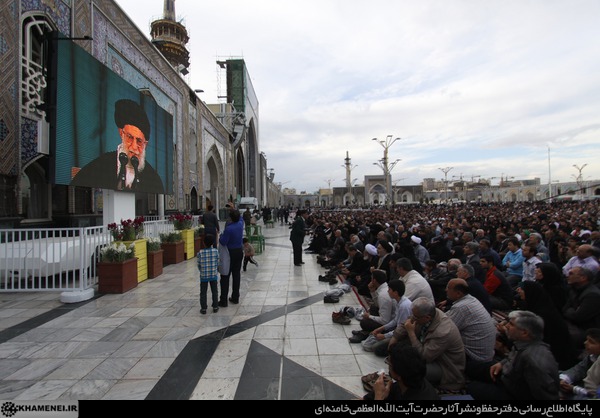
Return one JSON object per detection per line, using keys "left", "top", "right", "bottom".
{"left": 365, "top": 344, "right": 440, "bottom": 401}
{"left": 480, "top": 255, "right": 513, "bottom": 311}
{"left": 562, "top": 267, "right": 600, "bottom": 347}
{"left": 424, "top": 260, "right": 453, "bottom": 304}
{"left": 444, "top": 278, "right": 497, "bottom": 379}
{"left": 562, "top": 244, "right": 600, "bottom": 277}
{"left": 389, "top": 297, "right": 466, "bottom": 392}
{"left": 467, "top": 310, "right": 560, "bottom": 400}
{"left": 339, "top": 244, "right": 369, "bottom": 285}
{"left": 348, "top": 270, "right": 394, "bottom": 343}
{"left": 396, "top": 257, "right": 435, "bottom": 303}
{"left": 368, "top": 279, "right": 413, "bottom": 356}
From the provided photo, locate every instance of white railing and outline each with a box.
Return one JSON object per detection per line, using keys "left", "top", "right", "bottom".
{"left": 0, "top": 226, "right": 110, "bottom": 292}
{"left": 0, "top": 218, "right": 196, "bottom": 293}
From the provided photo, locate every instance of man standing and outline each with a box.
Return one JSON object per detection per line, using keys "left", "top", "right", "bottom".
{"left": 71, "top": 99, "right": 164, "bottom": 193}
{"left": 201, "top": 205, "right": 220, "bottom": 248}
{"left": 290, "top": 210, "right": 308, "bottom": 266}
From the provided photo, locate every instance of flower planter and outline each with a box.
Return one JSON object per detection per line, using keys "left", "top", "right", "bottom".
{"left": 97, "top": 258, "right": 138, "bottom": 294}
{"left": 194, "top": 237, "right": 203, "bottom": 255}
{"left": 147, "top": 250, "right": 164, "bottom": 278}
{"left": 180, "top": 229, "right": 195, "bottom": 260}
{"left": 161, "top": 241, "right": 184, "bottom": 265}
{"left": 118, "top": 238, "right": 148, "bottom": 283}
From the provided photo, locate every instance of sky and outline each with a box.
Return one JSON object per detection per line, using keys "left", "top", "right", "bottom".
{"left": 115, "top": 0, "right": 600, "bottom": 193}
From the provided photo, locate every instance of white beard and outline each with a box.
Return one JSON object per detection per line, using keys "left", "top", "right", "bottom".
{"left": 117, "top": 144, "right": 146, "bottom": 189}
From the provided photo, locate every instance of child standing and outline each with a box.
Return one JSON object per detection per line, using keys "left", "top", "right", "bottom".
{"left": 197, "top": 234, "right": 219, "bottom": 314}
{"left": 243, "top": 237, "right": 259, "bottom": 272}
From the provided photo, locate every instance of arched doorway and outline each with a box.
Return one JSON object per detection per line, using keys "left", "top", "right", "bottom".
{"left": 190, "top": 187, "right": 198, "bottom": 212}
{"left": 21, "top": 159, "right": 49, "bottom": 219}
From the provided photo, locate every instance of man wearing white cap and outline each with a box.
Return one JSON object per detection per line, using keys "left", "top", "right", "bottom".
{"left": 411, "top": 235, "right": 430, "bottom": 270}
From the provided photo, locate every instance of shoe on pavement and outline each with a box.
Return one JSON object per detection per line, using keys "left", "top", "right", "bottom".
{"left": 229, "top": 297, "right": 239, "bottom": 304}
{"left": 348, "top": 333, "right": 369, "bottom": 343}
{"left": 200, "top": 309, "right": 207, "bottom": 315}
{"left": 323, "top": 295, "right": 339, "bottom": 303}
{"left": 331, "top": 312, "right": 351, "bottom": 325}
{"left": 213, "top": 307, "right": 219, "bottom": 313}
{"left": 218, "top": 300, "right": 228, "bottom": 308}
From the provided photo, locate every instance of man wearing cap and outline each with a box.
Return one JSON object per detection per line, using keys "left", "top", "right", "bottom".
{"left": 411, "top": 235, "right": 430, "bottom": 270}
{"left": 71, "top": 99, "right": 164, "bottom": 193}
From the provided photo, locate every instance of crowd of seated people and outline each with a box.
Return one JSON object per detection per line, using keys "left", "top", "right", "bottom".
{"left": 301, "top": 199, "right": 600, "bottom": 399}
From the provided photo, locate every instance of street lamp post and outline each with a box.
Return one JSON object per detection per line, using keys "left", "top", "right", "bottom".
{"left": 572, "top": 164, "right": 588, "bottom": 199}
{"left": 438, "top": 167, "right": 453, "bottom": 203}
{"left": 325, "top": 178, "right": 335, "bottom": 207}
{"left": 372, "top": 135, "right": 403, "bottom": 207}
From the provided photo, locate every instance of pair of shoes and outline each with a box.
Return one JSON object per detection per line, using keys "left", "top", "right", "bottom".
{"left": 331, "top": 311, "right": 351, "bottom": 325}
{"left": 218, "top": 300, "right": 228, "bottom": 307}
{"left": 361, "top": 372, "right": 391, "bottom": 392}
{"left": 323, "top": 295, "right": 339, "bottom": 303}
{"left": 228, "top": 297, "right": 239, "bottom": 304}
{"left": 213, "top": 307, "right": 219, "bottom": 313}
{"left": 200, "top": 309, "right": 207, "bottom": 315}
{"left": 328, "top": 278, "right": 339, "bottom": 285}
{"left": 348, "top": 333, "right": 369, "bottom": 343}
{"left": 318, "top": 275, "right": 332, "bottom": 282}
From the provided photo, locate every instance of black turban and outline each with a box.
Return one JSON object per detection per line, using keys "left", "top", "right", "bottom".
{"left": 114, "top": 99, "right": 150, "bottom": 140}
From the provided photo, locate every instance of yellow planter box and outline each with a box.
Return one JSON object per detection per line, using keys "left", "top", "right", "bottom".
{"left": 180, "top": 229, "right": 195, "bottom": 260}
{"left": 118, "top": 238, "right": 148, "bottom": 283}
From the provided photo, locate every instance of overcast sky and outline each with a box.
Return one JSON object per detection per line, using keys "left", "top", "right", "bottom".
{"left": 115, "top": 0, "right": 600, "bottom": 193}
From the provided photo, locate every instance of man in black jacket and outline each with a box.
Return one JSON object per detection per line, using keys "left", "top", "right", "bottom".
{"left": 290, "top": 210, "right": 308, "bottom": 266}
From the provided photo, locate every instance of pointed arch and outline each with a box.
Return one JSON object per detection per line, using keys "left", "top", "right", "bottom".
{"left": 205, "top": 145, "right": 225, "bottom": 211}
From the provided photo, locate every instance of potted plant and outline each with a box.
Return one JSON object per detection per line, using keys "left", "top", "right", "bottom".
{"left": 146, "top": 237, "right": 163, "bottom": 279}
{"left": 107, "top": 216, "right": 145, "bottom": 241}
{"left": 169, "top": 213, "right": 195, "bottom": 259}
{"left": 169, "top": 213, "right": 193, "bottom": 230}
{"left": 97, "top": 242, "right": 138, "bottom": 294}
{"left": 160, "top": 231, "right": 184, "bottom": 265}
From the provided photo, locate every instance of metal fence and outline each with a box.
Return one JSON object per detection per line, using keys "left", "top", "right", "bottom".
{"left": 0, "top": 218, "right": 194, "bottom": 293}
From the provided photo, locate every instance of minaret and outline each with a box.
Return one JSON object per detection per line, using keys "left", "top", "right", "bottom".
{"left": 150, "top": 0, "right": 190, "bottom": 74}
